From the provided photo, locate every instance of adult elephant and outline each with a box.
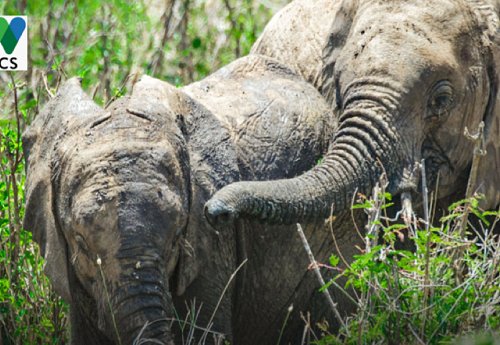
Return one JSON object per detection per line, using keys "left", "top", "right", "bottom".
{"left": 23, "top": 54, "right": 337, "bottom": 345}
{"left": 206, "top": 0, "right": 500, "bottom": 225}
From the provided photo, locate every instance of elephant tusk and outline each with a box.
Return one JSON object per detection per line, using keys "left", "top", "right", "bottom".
{"left": 401, "top": 191, "right": 416, "bottom": 235}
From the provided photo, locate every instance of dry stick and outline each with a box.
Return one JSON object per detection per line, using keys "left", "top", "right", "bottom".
{"left": 299, "top": 312, "right": 318, "bottom": 343}
{"left": 296, "top": 224, "right": 348, "bottom": 332}
{"left": 366, "top": 183, "right": 383, "bottom": 253}
{"left": 430, "top": 172, "right": 441, "bottom": 228}
{"left": 222, "top": 0, "right": 241, "bottom": 57}
{"left": 163, "top": 318, "right": 225, "bottom": 337}
{"left": 327, "top": 206, "right": 361, "bottom": 305}
{"left": 42, "top": 72, "right": 55, "bottom": 98}
{"left": 9, "top": 75, "right": 22, "bottom": 167}
{"left": 8, "top": 75, "right": 22, "bottom": 280}
{"left": 299, "top": 312, "right": 311, "bottom": 345}
{"left": 452, "top": 122, "right": 486, "bottom": 284}
{"left": 350, "top": 187, "right": 365, "bottom": 241}
{"left": 460, "top": 122, "right": 486, "bottom": 237}
{"left": 420, "top": 159, "right": 431, "bottom": 340}
{"left": 428, "top": 280, "right": 472, "bottom": 342}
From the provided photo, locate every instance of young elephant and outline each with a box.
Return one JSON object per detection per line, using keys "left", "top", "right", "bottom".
{"left": 206, "top": 0, "right": 500, "bottom": 224}
{"left": 23, "top": 54, "right": 336, "bottom": 344}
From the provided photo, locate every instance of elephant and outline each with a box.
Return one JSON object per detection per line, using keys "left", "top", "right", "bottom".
{"left": 205, "top": 0, "right": 500, "bottom": 226}
{"left": 23, "top": 53, "right": 340, "bottom": 345}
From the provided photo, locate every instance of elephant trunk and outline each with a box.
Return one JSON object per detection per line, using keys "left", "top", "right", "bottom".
{"left": 206, "top": 89, "right": 402, "bottom": 225}
{"left": 107, "top": 254, "right": 174, "bottom": 345}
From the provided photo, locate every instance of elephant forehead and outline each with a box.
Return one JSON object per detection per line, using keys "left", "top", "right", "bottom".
{"left": 55, "top": 139, "right": 188, "bottom": 218}
{"left": 71, "top": 182, "right": 182, "bottom": 223}
{"left": 356, "top": 0, "right": 472, "bottom": 41}
{"left": 63, "top": 139, "right": 182, "bottom": 182}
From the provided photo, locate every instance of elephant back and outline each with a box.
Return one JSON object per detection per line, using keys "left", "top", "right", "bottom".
{"left": 183, "top": 54, "right": 336, "bottom": 181}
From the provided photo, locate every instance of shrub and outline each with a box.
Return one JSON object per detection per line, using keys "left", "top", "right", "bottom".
{"left": 317, "top": 186, "right": 499, "bottom": 344}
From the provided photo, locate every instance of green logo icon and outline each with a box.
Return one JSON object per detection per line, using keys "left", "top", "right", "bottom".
{"left": 0, "top": 17, "right": 26, "bottom": 54}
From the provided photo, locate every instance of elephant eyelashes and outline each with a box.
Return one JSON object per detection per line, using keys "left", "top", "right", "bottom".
{"left": 75, "top": 234, "right": 89, "bottom": 253}
{"left": 427, "top": 81, "right": 454, "bottom": 118}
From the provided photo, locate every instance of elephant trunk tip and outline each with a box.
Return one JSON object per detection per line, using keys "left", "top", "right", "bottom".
{"left": 205, "top": 183, "right": 249, "bottom": 226}
{"left": 204, "top": 197, "right": 238, "bottom": 227}
{"left": 131, "top": 319, "right": 174, "bottom": 345}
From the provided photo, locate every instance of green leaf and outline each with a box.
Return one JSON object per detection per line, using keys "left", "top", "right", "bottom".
{"left": 352, "top": 200, "right": 373, "bottom": 209}
{"left": 192, "top": 37, "right": 202, "bottom": 49}
{"left": 329, "top": 254, "right": 340, "bottom": 267}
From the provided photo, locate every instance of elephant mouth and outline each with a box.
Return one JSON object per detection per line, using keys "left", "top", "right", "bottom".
{"left": 421, "top": 138, "right": 456, "bottom": 195}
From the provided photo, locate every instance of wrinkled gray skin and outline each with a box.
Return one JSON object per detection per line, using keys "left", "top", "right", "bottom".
{"left": 206, "top": 0, "right": 500, "bottom": 225}
{"left": 23, "top": 54, "right": 338, "bottom": 345}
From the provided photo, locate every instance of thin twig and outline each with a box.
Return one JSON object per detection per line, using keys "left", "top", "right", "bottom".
{"left": 222, "top": 0, "right": 241, "bottom": 57}
{"left": 430, "top": 172, "right": 441, "bottom": 227}
{"left": 97, "top": 256, "right": 122, "bottom": 345}
{"left": 460, "top": 122, "right": 486, "bottom": 237}
{"left": 350, "top": 187, "right": 365, "bottom": 241}
{"left": 299, "top": 312, "right": 318, "bottom": 342}
{"left": 407, "top": 322, "right": 427, "bottom": 345}
{"left": 421, "top": 159, "right": 431, "bottom": 339}
{"left": 202, "top": 258, "right": 247, "bottom": 340}
{"left": 328, "top": 205, "right": 351, "bottom": 270}
{"left": 296, "top": 223, "right": 347, "bottom": 331}
{"left": 276, "top": 305, "right": 293, "bottom": 345}
{"left": 104, "top": 74, "right": 132, "bottom": 109}
{"left": 366, "top": 183, "right": 383, "bottom": 252}
{"left": 452, "top": 122, "right": 487, "bottom": 285}
{"left": 148, "top": 0, "right": 176, "bottom": 75}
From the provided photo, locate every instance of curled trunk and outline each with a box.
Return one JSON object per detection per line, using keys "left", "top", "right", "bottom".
{"left": 206, "top": 97, "right": 401, "bottom": 224}
{"left": 108, "top": 260, "right": 174, "bottom": 345}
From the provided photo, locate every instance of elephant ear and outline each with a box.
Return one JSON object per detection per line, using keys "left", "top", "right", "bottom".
{"left": 320, "top": 0, "right": 359, "bottom": 105}
{"left": 174, "top": 88, "right": 241, "bottom": 296}
{"left": 23, "top": 78, "right": 104, "bottom": 302}
{"left": 468, "top": 0, "right": 500, "bottom": 209}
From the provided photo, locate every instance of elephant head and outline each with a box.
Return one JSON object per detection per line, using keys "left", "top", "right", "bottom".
{"left": 23, "top": 76, "right": 239, "bottom": 344}
{"left": 205, "top": 0, "right": 500, "bottom": 225}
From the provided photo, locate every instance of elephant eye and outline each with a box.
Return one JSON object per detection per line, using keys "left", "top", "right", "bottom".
{"left": 75, "top": 234, "right": 89, "bottom": 253}
{"left": 335, "top": 78, "right": 343, "bottom": 110}
{"left": 428, "top": 81, "right": 454, "bottom": 118}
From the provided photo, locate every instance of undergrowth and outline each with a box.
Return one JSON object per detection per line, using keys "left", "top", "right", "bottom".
{"left": 314, "top": 184, "right": 500, "bottom": 345}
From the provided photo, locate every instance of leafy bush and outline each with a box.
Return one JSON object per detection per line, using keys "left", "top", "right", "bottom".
{"left": 317, "top": 187, "right": 499, "bottom": 344}
{"left": 0, "top": 79, "right": 68, "bottom": 344}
